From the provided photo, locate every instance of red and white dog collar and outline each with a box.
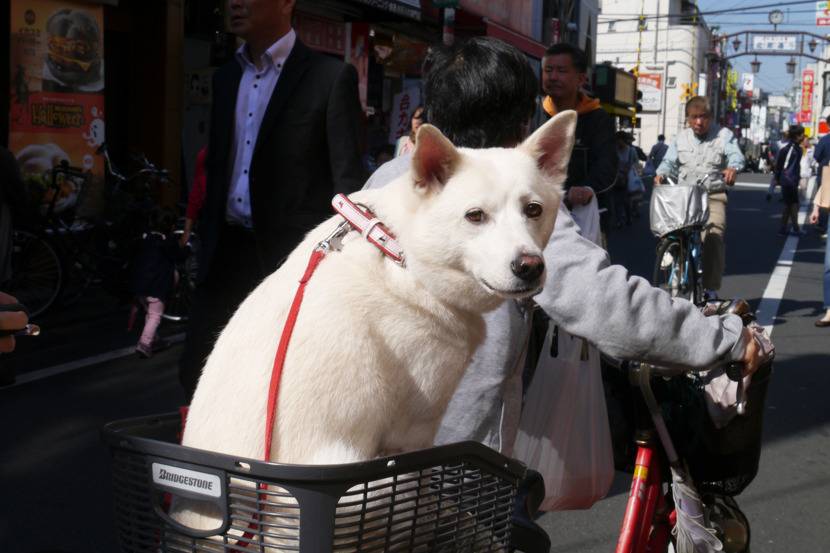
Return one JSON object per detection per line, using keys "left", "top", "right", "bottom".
{"left": 331, "top": 193, "right": 405, "bottom": 266}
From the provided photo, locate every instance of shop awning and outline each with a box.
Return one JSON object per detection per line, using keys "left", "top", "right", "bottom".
{"left": 484, "top": 18, "right": 546, "bottom": 60}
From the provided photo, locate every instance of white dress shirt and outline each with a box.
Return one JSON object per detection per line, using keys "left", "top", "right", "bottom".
{"left": 226, "top": 29, "right": 297, "bottom": 228}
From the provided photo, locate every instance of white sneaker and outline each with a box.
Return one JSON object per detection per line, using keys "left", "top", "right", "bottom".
{"left": 661, "top": 251, "right": 674, "bottom": 269}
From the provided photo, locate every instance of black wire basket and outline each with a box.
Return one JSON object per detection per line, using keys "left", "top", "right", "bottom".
{"left": 660, "top": 361, "right": 774, "bottom": 496}
{"left": 102, "top": 413, "right": 525, "bottom": 552}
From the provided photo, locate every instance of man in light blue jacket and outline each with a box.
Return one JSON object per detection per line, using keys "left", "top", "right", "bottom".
{"left": 656, "top": 96, "right": 745, "bottom": 296}
{"left": 365, "top": 40, "right": 763, "bottom": 456}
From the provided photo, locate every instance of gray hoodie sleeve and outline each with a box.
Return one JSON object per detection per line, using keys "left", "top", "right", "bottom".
{"left": 538, "top": 204, "right": 746, "bottom": 366}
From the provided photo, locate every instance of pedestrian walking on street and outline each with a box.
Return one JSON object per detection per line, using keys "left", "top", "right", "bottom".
{"left": 130, "top": 208, "right": 187, "bottom": 358}
{"left": 655, "top": 96, "right": 745, "bottom": 297}
{"left": 800, "top": 135, "right": 815, "bottom": 193}
{"left": 813, "top": 116, "right": 830, "bottom": 234}
{"left": 810, "top": 174, "right": 830, "bottom": 326}
{"left": 613, "top": 131, "right": 638, "bottom": 227}
{"left": 773, "top": 125, "right": 805, "bottom": 237}
{"left": 540, "top": 43, "right": 618, "bottom": 240}
{"left": 179, "top": 0, "right": 365, "bottom": 400}
{"left": 646, "top": 134, "right": 668, "bottom": 176}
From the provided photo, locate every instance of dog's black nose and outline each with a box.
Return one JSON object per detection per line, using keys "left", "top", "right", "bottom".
{"left": 511, "top": 254, "right": 545, "bottom": 282}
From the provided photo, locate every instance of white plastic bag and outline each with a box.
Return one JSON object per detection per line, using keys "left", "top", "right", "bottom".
{"left": 569, "top": 194, "right": 601, "bottom": 246}
{"left": 513, "top": 324, "right": 614, "bottom": 511}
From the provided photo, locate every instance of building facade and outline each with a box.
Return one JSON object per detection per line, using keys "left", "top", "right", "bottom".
{"left": 596, "top": 0, "right": 713, "bottom": 149}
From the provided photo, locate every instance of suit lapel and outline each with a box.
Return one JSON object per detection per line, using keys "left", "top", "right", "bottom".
{"left": 253, "top": 40, "right": 312, "bottom": 159}
{"left": 215, "top": 61, "right": 243, "bottom": 198}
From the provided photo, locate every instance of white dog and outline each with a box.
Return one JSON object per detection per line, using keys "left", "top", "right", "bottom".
{"left": 173, "top": 112, "right": 575, "bottom": 541}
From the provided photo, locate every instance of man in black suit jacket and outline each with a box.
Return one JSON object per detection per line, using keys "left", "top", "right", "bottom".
{"left": 179, "top": 0, "right": 365, "bottom": 400}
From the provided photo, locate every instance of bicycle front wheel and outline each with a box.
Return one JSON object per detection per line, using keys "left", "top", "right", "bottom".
{"left": 4, "top": 230, "right": 63, "bottom": 317}
{"left": 653, "top": 237, "right": 689, "bottom": 299}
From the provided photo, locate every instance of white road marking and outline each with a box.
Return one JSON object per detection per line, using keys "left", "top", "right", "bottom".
{"left": 754, "top": 179, "right": 816, "bottom": 336}
{"left": 734, "top": 182, "right": 771, "bottom": 190}
{"left": 4, "top": 333, "right": 185, "bottom": 388}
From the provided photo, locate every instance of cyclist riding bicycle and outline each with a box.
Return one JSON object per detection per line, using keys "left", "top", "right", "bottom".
{"left": 655, "top": 96, "right": 746, "bottom": 299}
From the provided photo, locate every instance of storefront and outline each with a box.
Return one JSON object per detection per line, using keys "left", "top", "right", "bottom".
{"left": 3, "top": 0, "right": 550, "bottom": 210}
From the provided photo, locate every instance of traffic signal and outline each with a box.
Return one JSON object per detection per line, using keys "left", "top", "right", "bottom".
{"left": 680, "top": 82, "right": 699, "bottom": 102}
{"left": 635, "top": 89, "right": 643, "bottom": 113}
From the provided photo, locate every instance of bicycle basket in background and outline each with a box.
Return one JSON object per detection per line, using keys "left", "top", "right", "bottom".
{"left": 657, "top": 360, "right": 773, "bottom": 496}
{"left": 103, "top": 413, "right": 524, "bottom": 552}
{"left": 649, "top": 185, "right": 709, "bottom": 237}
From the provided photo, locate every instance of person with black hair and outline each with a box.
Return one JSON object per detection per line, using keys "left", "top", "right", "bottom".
{"left": 773, "top": 125, "right": 805, "bottom": 236}
{"left": 179, "top": 0, "right": 364, "bottom": 398}
{"left": 365, "top": 36, "right": 764, "bottom": 455}
{"left": 541, "top": 43, "right": 618, "bottom": 234}
{"left": 648, "top": 134, "right": 668, "bottom": 169}
{"left": 130, "top": 207, "right": 188, "bottom": 358}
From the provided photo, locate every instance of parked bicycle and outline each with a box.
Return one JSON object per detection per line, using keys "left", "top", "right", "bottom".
{"left": 4, "top": 149, "right": 197, "bottom": 321}
{"left": 650, "top": 174, "right": 715, "bottom": 304}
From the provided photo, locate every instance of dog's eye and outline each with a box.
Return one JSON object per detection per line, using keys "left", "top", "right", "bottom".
{"left": 465, "top": 209, "right": 486, "bottom": 223}
{"left": 524, "top": 202, "right": 543, "bottom": 219}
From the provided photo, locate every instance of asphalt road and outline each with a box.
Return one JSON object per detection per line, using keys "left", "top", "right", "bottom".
{"left": 1, "top": 172, "right": 828, "bottom": 552}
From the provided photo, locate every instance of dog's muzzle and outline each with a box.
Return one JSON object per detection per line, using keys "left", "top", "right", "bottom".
{"left": 511, "top": 254, "right": 545, "bottom": 283}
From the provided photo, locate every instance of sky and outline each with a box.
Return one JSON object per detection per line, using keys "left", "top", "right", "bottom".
{"left": 696, "top": 0, "right": 827, "bottom": 95}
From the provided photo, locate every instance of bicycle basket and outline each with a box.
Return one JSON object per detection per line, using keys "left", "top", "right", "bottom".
{"left": 659, "top": 361, "right": 773, "bottom": 496}
{"left": 103, "top": 413, "right": 524, "bottom": 552}
{"left": 649, "top": 185, "right": 709, "bottom": 238}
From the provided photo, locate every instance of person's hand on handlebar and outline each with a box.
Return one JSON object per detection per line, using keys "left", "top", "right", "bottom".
{"left": 722, "top": 167, "right": 737, "bottom": 186}
{"left": 739, "top": 326, "right": 763, "bottom": 377}
{"left": 654, "top": 174, "right": 666, "bottom": 186}
{"left": 0, "top": 292, "right": 28, "bottom": 354}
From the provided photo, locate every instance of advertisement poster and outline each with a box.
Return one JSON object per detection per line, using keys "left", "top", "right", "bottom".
{"left": 799, "top": 69, "right": 815, "bottom": 124}
{"left": 637, "top": 72, "right": 662, "bottom": 112}
{"left": 8, "top": 0, "right": 105, "bottom": 214}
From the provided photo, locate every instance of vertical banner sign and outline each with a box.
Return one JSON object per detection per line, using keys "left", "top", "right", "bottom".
{"left": 800, "top": 69, "right": 815, "bottom": 123}
{"left": 741, "top": 73, "right": 755, "bottom": 97}
{"left": 9, "top": 0, "right": 105, "bottom": 214}
{"left": 817, "top": 1, "right": 830, "bottom": 26}
{"left": 388, "top": 87, "right": 421, "bottom": 144}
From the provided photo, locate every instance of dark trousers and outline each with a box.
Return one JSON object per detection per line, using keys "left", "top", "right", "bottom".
{"left": 178, "top": 224, "right": 265, "bottom": 402}
{"left": 611, "top": 187, "right": 631, "bottom": 225}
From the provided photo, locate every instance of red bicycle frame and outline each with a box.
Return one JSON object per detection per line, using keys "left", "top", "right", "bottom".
{"left": 615, "top": 434, "right": 674, "bottom": 553}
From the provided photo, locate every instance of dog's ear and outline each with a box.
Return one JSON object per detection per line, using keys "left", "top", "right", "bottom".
{"left": 411, "top": 124, "right": 461, "bottom": 190}
{"left": 519, "top": 110, "right": 577, "bottom": 178}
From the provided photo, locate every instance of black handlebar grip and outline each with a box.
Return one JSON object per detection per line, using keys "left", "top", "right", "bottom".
{"left": 725, "top": 362, "right": 744, "bottom": 382}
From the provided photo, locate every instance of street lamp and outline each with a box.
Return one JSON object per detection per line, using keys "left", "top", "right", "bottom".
{"left": 786, "top": 57, "right": 797, "bottom": 74}
{"left": 809, "top": 38, "right": 819, "bottom": 53}
{"left": 750, "top": 56, "right": 761, "bottom": 73}
{"left": 732, "top": 37, "right": 742, "bottom": 51}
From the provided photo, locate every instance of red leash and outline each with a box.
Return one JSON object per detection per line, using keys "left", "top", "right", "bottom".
{"left": 263, "top": 249, "right": 326, "bottom": 460}
{"left": 233, "top": 195, "right": 401, "bottom": 547}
